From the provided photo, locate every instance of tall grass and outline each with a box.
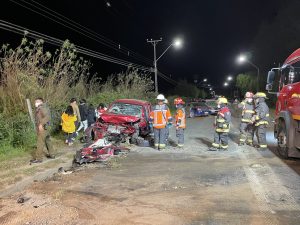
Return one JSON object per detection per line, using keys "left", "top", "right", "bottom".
{"left": 0, "top": 38, "right": 155, "bottom": 156}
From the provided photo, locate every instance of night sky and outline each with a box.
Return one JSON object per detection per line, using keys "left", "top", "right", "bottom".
{"left": 0, "top": 0, "right": 285, "bottom": 91}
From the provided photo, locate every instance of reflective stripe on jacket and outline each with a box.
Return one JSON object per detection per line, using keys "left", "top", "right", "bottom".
{"left": 175, "top": 108, "right": 186, "bottom": 129}
{"left": 150, "top": 104, "right": 172, "bottom": 129}
{"left": 254, "top": 101, "right": 269, "bottom": 126}
{"left": 215, "top": 107, "right": 231, "bottom": 133}
{"left": 239, "top": 101, "right": 255, "bottom": 123}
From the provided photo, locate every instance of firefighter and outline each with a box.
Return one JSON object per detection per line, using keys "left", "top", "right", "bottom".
{"left": 238, "top": 92, "right": 255, "bottom": 146}
{"left": 150, "top": 94, "right": 172, "bottom": 150}
{"left": 174, "top": 97, "right": 186, "bottom": 147}
{"left": 164, "top": 98, "right": 170, "bottom": 143}
{"left": 252, "top": 92, "right": 269, "bottom": 150}
{"left": 210, "top": 97, "right": 231, "bottom": 151}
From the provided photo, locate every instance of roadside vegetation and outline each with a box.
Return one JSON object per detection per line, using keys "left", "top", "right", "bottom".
{"left": 0, "top": 38, "right": 155, "bottom": 159}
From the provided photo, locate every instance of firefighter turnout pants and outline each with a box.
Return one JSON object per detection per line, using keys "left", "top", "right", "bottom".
{"left": 176, "top": 128, "right": 184, "bottom": 147}
{"left": 256, "top": 124, "right": 267, "bottom": 148}
{"left": 239, "top": 122, "right": 254, "bottom": 145}
{"left": 212, "top": 131, "right": 228, "bottom": 150}
{"left": 154, "top": 128, "right": 167, "bottom": 149}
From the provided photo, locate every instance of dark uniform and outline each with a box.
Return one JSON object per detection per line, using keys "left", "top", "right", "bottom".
{"left": 238, "top": 100, "right": 255, "bottom": 145}
{"left": 212, "top": 104, "right": 231, "bottom": 150}
{"left": 35, "top": 103, "right": 55, "bottom": 160}
{"left": 253, "top": 93, "right": 269, "bottom": 150}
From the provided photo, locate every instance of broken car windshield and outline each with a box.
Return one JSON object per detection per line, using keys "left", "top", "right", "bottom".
{"left": 108, "top": 103, "right": 142, "bottom": 117}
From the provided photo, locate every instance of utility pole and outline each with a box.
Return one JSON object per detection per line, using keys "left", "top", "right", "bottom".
{"left": 147, "top": 38, "right": 162, "bottom": 94}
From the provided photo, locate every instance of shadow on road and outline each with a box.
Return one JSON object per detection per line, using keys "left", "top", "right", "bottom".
{"left": 195, "top": 137, "right": 211, "bottom": 147}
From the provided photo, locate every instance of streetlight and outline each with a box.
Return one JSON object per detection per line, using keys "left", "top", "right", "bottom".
{"left": 203, "top": 78, "right": 207, "bottom": 82}
{"left": 147, "top": 37, "right": 183, "bottom": 93}
{"left": 227, "top": 76, "right": 233, "bottom": 81}
{"left": 224, "top": 82, "right": 228, "bottom": 87}
{"left": 237, "top": 54, "right": 260, "bottom": 92}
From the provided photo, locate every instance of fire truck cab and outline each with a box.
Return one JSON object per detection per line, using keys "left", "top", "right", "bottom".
{"left": 266, "top": 48, "right": 300, "bottom": 158}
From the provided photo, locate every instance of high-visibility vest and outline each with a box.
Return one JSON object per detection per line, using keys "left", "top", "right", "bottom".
{"left": 150, "top": 105, "right": 172, "bottom": 129}
{"left": 175, "top": 108, "right": 186, "bottom": 129}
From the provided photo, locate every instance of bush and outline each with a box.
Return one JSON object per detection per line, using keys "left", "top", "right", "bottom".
{"left": 0, "top": 113, "right": 36, "bottom": 149}
{"left": 88, "top": 70, "right": 156, "bottom": 106}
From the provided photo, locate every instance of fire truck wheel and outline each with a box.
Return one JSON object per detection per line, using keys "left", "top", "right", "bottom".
{"left": 277, "top": 121, "right": 289, "bottom": 159}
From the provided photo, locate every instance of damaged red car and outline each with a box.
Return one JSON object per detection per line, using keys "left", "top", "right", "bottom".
{"left": 86, "top": 99, "right": 152, "bottom": 143}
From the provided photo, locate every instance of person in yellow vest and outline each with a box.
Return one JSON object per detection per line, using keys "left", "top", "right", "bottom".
{"left": 174, "top": 97, "right": 186, "bottom": 148}
{"left": 252, "top": 92, "right": 269, "bottom": 151}
{"left": 150, "top": 94, "right": 172, "bottom": 150}
{"left": 61, "top": 105, "right": 77, "bottom": 146}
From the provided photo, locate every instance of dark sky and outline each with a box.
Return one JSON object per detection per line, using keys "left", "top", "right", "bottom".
{"left": 1, "top": 0, "right": 282, "bottom": 91}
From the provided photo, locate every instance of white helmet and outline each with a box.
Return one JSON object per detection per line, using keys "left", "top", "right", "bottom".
{"left": 164, "top": 99, "right": 168, "bottom": 104}
{"left": 156, "top": 94, "right": 165, "bottom": 100}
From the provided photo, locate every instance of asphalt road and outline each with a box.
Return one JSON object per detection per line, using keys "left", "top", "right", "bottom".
{"left": 0, "top": 116, "right": 300, "bottom": 225}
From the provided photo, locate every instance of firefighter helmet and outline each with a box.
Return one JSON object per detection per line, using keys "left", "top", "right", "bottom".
{"left": 174, "top": 97, "right": 185, "bottom": 105}
{"left": 156, "top": 94, "right": 165, "bottom": 100}
{"left": 217, "top": 97, "right": 228, "bottom": 104}
{"left": 245, "top": 92, "right": 254, "bottom": 98}
{"left": 253, "top": 92, "right": 267, "bottom": 99}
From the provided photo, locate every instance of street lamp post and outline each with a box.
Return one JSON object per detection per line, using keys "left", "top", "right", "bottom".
{"left": 147, "top": 38, "right": 182, "bottom": 93}
{"left": 237, "top": 55, "right": 260, "bottom": 92}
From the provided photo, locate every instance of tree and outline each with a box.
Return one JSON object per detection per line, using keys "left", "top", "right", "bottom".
{"left": 236, "top": 73, "right": 257, "bottom": 95}
{"left": 172, "top": 80, "right": 201, "bottom": 98}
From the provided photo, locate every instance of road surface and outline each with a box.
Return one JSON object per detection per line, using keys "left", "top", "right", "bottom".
{"left": 0, "top": 116, "right": 300, "bottom": 225}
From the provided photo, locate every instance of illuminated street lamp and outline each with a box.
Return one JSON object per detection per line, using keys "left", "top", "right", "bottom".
{"left": 227, "top": 76, "right": 233, "bottom": 81}
{"left": 224, "top": 82, "right": 229, "bottom": 87}
{"left": 147, "top": 37, "right": 183, "bottom": 93}
{"left": 237, "top": 54, "right": 259, "bottom": 92}
{"left": 203, "top": 78, "right": 207, "bottom": 82}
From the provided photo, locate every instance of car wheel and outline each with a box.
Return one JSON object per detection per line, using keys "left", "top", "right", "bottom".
{"left": 277, "top": 121, "right": 289, "bottom": 159}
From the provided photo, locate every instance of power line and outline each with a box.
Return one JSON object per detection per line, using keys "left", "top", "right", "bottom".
{"left": 9, "top": 0, "right": 153, "bottom": 65}
{"left": 157, "top": 71, "right": 178, "bottom": 86}
{"left": 0, "top": 20, "right": 151, "bottom": 71}
{"left": 31, "top": 0, "right": 152, "bottom": 64}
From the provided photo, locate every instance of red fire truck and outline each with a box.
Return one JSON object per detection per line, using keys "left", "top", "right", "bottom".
{"left": 266, "top": 48, "right": 300, "bottom": 158}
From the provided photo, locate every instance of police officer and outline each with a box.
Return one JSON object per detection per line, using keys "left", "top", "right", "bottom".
{"left": 238, "top": 92, "right": 255, "bottom": 146}
{"left": 174, "top": 97, "right": 186, "bottom": 148}
{"left": 252, "top": 92, "right": 269, "bottom": 150}
{"left": 150, "top": 94, "right": 172, "bottom": 150}
{"left": 31, "top": 97, "right": 55, "bottom": 163}
{"left": 210, "top": 97, "right": 231, "bottom": 151}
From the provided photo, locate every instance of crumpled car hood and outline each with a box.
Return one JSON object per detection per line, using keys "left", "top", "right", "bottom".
{"left": 100, "top": 113, "right": 140, "bottom": 124}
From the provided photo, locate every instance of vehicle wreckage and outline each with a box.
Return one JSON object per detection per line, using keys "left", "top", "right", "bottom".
{"left": 75, "top": 99, "right": 152, "bottom": 164}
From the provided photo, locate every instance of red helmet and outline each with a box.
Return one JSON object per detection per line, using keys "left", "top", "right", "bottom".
{"left": 174, "top": 97, "right": 185, "bottom": 105}
{"left": 245, "top": 92, "right": 254, "bottom": 98}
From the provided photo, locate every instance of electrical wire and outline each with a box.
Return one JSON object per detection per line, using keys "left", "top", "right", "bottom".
{"left": 31, "top": 0, "right": 152, "bottom": 64}
{"left": 0, "top": 20, "right": 151, "bottom": 71}
{"left": 157, "top": 71, "right": 178, "bottom": 85}
{"left": 9, "top": 0, "right": 153, "bottom": 65}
